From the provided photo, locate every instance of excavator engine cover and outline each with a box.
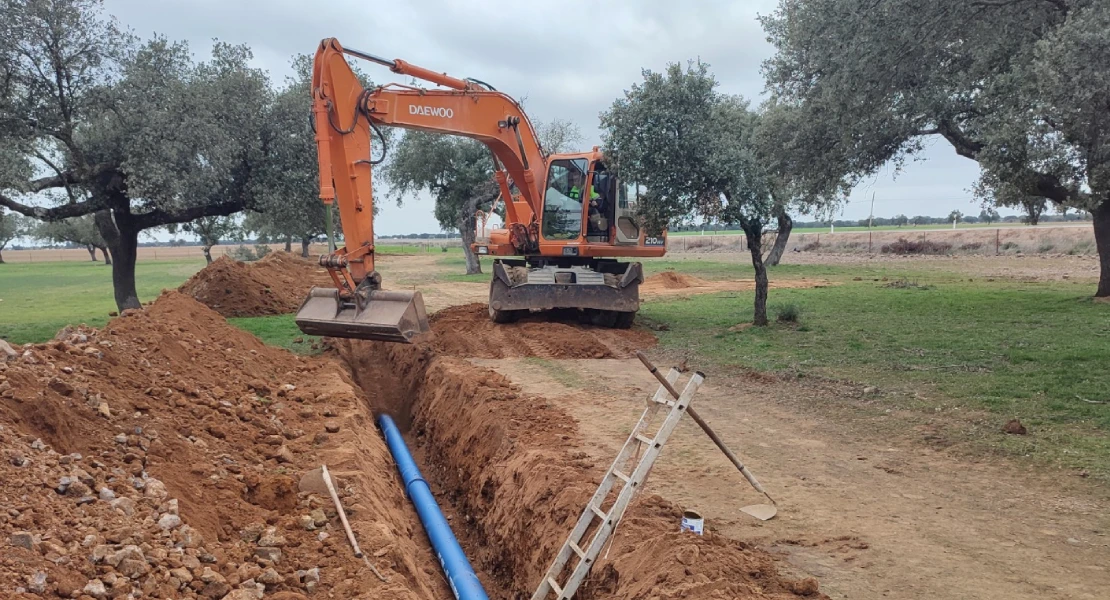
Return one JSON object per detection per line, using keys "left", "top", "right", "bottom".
{"left": 295, "top": 287, "right": 430, "bottom": 343}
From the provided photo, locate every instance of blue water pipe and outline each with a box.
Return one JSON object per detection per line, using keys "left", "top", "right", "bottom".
{"left": 377, "top": 414, "right": 490, "bottom": 600}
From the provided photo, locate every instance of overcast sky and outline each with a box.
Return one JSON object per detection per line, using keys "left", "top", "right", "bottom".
{"left": 104, "top": 0, "right": 990, "bottom": 235}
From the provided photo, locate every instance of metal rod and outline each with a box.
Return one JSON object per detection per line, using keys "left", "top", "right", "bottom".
{"left": 342, "top": 46, "right": 397, "bottom": 69}
{"left": 634, "top": 351, "right": 775, "bottom": 504}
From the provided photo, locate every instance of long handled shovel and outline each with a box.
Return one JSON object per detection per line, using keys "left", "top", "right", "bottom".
{"left": 635, "top": 351, "right": 777, "bottom": 520}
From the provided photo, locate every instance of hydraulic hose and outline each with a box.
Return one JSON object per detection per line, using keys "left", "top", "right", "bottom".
{"left": 377, "top": 414, "right": 490, "bottom": 600}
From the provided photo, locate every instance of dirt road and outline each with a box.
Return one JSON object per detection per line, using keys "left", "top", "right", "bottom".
{"left": 473, "top": 357, "right": 1110, "bottom": 600}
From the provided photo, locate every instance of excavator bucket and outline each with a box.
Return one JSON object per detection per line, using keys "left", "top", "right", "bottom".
{"left": 294, "top": 287, "right": 430, "bottom": 343}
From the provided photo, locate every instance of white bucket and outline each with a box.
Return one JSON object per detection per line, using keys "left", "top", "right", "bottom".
{"left": 680, "top": 510, "right": 704, "bottom": 535}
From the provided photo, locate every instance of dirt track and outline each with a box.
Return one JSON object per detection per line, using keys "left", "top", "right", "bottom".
{"left": 470, "top": 358, "right": 1110, "bottom": 600}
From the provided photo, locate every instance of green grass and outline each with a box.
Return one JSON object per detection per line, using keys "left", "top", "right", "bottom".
{"left": 0, "top": 259, "right": 205, "bottom": 344}
{"left": 641, "top": 277, "right": 1110, "bottom": 478}
{"left": 227, "top": 314, "right": 321, "bottom": 355}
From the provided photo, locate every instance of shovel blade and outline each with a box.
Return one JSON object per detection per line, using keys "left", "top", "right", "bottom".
{"left": 740, "top": 504, "right": 777, "bottom": 521}
{"left": 295, "top": 287, "right": 430, "bottom": 343}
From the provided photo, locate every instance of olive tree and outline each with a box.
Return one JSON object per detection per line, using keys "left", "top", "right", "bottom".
{"left": 385, "top": 133, "right": 495, "bottom": 274}
{"left": 0, "top": 0, "right": 269, "bottom": 310}
{"left": 247, "top": 55, "right": 331, "bottom": 257}
{"left": 168, "top": 216, "right": 239, "bottom": 263}
{"left": 762, "top": 0, "right": 1110, "bottom": 296}
{"left": 33, "top": 212, "right": 111, "bottom": 263}
{"left": 0, "top": 208, "right": 28, "bottom": 263}
{"left": 602, "top": 62, "right": 778, "bottom": 325}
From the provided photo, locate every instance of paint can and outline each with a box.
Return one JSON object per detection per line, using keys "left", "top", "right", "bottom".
{"left": 680, "top": 510, "right": 704, "bottom": 535}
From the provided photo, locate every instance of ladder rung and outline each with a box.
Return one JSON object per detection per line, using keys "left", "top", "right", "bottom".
{"left": 634, "top": 433, "right": 655, "bottom": 446}
{"left": 547, "top": 577, "right": 564, "bottom": 597}
{"left": 589, "top": 503, "right": 607, "bottom": 521}
{"left": 612, "top": 469, "right": 631, "bottom": 483}
{"left": 569, "top": 541, "right": 588, "bottom": 560}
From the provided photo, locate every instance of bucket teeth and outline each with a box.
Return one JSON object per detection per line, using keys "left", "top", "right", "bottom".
{"left": 294, "top": 287, "right": 430, "bottom": 343}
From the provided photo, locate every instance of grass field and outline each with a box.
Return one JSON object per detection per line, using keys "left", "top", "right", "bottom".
{"left": 0, "top": 259, "right": 205, "bottom": 344}
{"left": 2, "top": 253, "right": 1106, "bottom": 478}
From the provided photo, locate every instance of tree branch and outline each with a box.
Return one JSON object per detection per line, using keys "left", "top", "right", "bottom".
{"left": 0, "top": 191, "right": 103, "bottom": 221}
{"left": 131, "top": 199, "right": 249, "bottom": 230}
{"left": 935, "top": 120, "right": 984, "bottom": 159}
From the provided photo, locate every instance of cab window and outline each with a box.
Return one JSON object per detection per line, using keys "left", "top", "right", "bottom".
{"left": 542, "top": 158, "right": 588, "bottom": 240}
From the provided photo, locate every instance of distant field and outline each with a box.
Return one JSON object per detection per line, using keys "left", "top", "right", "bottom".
{"left": 669, "top": 222, "right": 1092, "bottom": 236}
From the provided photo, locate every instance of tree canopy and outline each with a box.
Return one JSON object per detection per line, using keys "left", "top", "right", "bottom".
{"left": 601, "top": 62, "right": 780, "bottom": 324}
{"left": 0, "top": 0, "right": 271, "bottom": 309}
{"left": 761, "top": 0, "right": 1110, "bottom": 295}
{"left": 31, "top": 212, "right": 111, "bottom": 263}
{"left": 0, "top": 208, "right": 27, "bottom": 263}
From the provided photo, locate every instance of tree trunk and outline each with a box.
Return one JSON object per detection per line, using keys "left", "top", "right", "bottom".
{"left": 203, "top": 245, "right": 214, "bottom": 264}
{"left": 98, "top": 246, "right": 112, "bottom": 265}
{"left": 740, "top": 218, "right": 769, "bottom": 326}
{"left": 459, "top": 196, "right": 483, "bottom": 275}
{"left": 86, "top": 244, "right": 98, "bottom": 261}
{"left": 95, "top": 209, "right": 142, "bottom": 311}
{"left": 1094, "top": 201, "right": 1110, "bottom": 297}
{"left": 284, "top": 235, "right": 292, "bottom": 253}
{"left": 765, "top": 209, "right": 793, "bottom": 267}
{"left": 0, "top": 250, "right": 5, "bottom": 264}
{"left": 301, "top": 237, "right": 311, "bottom": 258}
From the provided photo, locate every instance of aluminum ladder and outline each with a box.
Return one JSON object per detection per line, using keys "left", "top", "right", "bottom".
{"left": 530, "top": 367, "right": 704, "bottom": 600}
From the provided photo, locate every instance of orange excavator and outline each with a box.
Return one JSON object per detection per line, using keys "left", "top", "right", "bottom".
{"left": 294, "top": 38, "right": 667, "bottom": 343}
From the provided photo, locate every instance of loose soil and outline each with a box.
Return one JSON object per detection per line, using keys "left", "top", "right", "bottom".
{"left": 179, "top": 253, "right": 331, "bottom": 318}
{"left": 0, "top": 292, "right": 446, "bottom": 599}
{"left": 425, "top": 303, "right": 657, "bottom": 359}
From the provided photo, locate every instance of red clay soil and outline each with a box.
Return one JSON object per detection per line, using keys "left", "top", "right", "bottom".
{"left": 0, "top": 292, "right": 445, "bottom": 599}
{"left": 426, "top": 303, "right": 657, "bottom": 359}
{"left": 339, "top": 340, "right": 826, "bottom": 600}
{"left": 641, "top": 271, "right": 710, "bottom": 291}
{"left": 178, "top": 252, "right": 330, "bottom": 318}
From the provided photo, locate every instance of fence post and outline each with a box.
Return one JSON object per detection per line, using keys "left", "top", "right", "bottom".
{"left": 996, "top": 229, "right": 1000, "bottom": 255}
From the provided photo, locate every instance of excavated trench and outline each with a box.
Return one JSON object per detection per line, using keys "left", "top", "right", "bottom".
{"left": 336, "top": 318, "right": 822, "bottom": 600}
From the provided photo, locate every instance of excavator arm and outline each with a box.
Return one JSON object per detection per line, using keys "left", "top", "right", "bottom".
{"left": 312, "top": 38, "right": 546, "bottom": 287}
{"left": 296, "top": 38, "right": 550, "bottom": 343}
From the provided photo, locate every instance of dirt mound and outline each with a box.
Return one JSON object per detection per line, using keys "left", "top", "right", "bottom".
{"left": 338, "top": 341, "right": 824, "bottom": 599}
{"left": 642, "top": 271, "right": 709, "bottom": 290}
{"left": 426, "top": 304, "right": 656, "bottom": 359}
{"left": 179, "top": 252, "right": 330, "bottom": 318}
{"left": 0, "top": 292, "right": 444, "bottom": 599}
